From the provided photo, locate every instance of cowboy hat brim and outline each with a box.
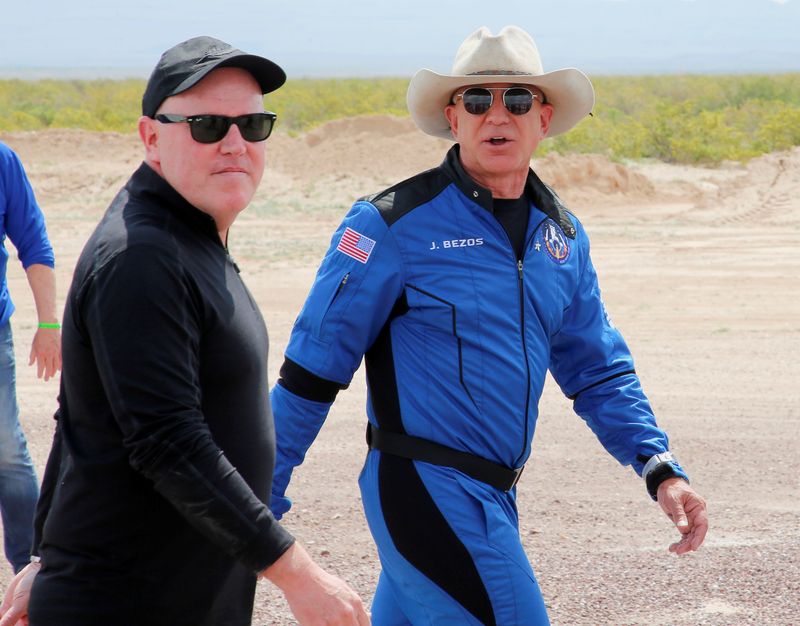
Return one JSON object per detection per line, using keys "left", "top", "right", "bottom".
{"left": 407, "top": 67, "right": 595, "bottom": 140}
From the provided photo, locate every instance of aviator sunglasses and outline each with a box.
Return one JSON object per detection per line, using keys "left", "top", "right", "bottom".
{"left": 453, "top": 87, "right": 542, "bottom": 116}
{"left": 154, "top": 112, "right": 277, "bottom": 143}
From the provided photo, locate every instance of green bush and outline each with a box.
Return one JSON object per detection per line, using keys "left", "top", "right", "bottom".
{"left": 264, "top": 78, "right": 408, "bottom": 134}
{"left": 0, "top": 110, "right": 45, "bottom": 131}
{"left": 1, "top": 74, "right": 798, "bottom": 164}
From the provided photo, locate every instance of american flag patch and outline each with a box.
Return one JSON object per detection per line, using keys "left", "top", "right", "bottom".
{"left": 336, "top": 227, "right": 376, "bottom": 263}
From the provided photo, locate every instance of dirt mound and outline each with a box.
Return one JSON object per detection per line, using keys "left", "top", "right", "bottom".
{"left": 5, "top": 123, "right": 798, "bottom": 226}
{"left": 304, "top": 115, "right": 416, "bottom": 146}
{"left": 269, "top": 115, "right": 657, "bottom": 205}
{"left": 1, "top": 129, "right": 139, "bottom": 213}
{"left": 268, "top": 115, "right": 451, "bottom": 186}
{"left": 533, "top": 152, "right": 655, "bottom": 199}
{"left": 636, "top": 146, "right": 800, "bottom": 226}
{"left": 708, "top": 147, "right": 800, "bottom": 226}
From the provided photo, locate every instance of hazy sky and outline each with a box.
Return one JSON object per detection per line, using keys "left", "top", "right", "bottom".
{"left": 2, "top": 0, "right": 798, "bottom": 78}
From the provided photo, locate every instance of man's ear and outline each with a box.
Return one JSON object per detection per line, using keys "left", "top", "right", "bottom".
{"left": 539, "top": 103, "right": 554, "bottom": 138}
{"left": 138, "top": 116, "right": 160, "bottom": 165}
{"left": 444, "top": 104, "right": 459, "bottom": 141}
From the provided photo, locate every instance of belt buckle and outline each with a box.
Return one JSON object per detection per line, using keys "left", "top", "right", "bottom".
{"left": 508, "top": 465, "right": 525, "bottom": 491}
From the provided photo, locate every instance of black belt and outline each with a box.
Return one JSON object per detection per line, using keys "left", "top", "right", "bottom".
{"left": 366, "top": 423, "right": 524, "bottom": 492}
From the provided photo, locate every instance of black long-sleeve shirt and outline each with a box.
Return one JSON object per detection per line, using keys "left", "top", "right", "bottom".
{"left": 29, "top": 163, "right": 294, "bottom": 626}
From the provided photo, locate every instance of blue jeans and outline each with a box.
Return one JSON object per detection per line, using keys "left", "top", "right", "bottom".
{"left": 0, "top": 322, "right": 39, "bottom": 573}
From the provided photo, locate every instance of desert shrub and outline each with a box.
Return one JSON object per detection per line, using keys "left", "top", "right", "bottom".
{"left": 1, "top": 74, "right": 798, "bottom": 163}
{"left": 264, "top": 78, "right": 407, "bottom": 134}
{"left": 753, "top": 102, "right": 800, "bottom": 152}
{"left": 0, "top": 110, "right": 45, "bottom": 131}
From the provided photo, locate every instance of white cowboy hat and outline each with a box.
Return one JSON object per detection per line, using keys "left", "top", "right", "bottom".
{"left": 407, "top": 25, "right": 595, "bottom": 140}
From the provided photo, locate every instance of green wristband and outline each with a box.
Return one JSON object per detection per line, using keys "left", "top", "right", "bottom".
{"left": 38, "top": 322, "right": 61, "bottom": 329}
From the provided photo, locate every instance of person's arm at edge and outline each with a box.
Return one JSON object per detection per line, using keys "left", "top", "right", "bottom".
{"left": 25, "top": 263, "right": 61, "bottom": 381}
{"left": 1, "top": 145, "right": 60, "bottom": 381}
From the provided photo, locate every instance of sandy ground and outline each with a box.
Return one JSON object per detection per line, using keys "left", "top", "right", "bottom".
{"left": 1, "top": 118, "right": 798, "bottom": 625}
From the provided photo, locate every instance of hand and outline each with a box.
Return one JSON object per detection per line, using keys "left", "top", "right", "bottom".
{"left": 28, "top": 326, "right": 61, "bottom": 381}
{"left": 261, "top": 542, "right": 370, "bottom": 625}
{"left": 657, "top": 477, "right": 708, "bottom": 555}
{"left": 0, "top": 561, "right": 40, "bottom": 626}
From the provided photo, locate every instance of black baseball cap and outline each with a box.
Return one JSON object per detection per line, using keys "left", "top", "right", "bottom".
{"left": 142, "top": 36, "right": 286, "bottom": 117}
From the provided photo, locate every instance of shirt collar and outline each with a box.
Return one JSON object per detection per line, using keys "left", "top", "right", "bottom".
{"left": 440, "top": 144, "right": 576, "bottom": 239}
{"left": 126, "top": 162, "right": 222, "bottom": 243}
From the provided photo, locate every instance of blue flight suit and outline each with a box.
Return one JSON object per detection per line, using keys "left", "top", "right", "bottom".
{"left": 270, "top": 146, "right": 687, "bottom": 625}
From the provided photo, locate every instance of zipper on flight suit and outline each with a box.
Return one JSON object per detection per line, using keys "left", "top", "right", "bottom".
{"left": 492, "top": 211, "right": 536, "bottom": 469}
{"left": 515, "top": 257, "right": 533, "bottom": 468}
{"left": 334, "top": 272, "right": 350, "bottom": 297}
{"left": 314, "top": 272, "right": 350, "bottom": 338}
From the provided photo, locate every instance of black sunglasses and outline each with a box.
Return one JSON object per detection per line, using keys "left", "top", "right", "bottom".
{"left": 453, "top": 87, "right": 542, "bottom": 116}
{"left": 154, "top": 112, "right": 277, "bottom": 143}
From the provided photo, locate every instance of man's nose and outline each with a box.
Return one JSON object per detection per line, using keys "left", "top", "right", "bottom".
{"left": 219, "top": 122, "right": 247, "bottom": 154}
{"left": 484, "top": 94, "right": 511, "bottom": 123}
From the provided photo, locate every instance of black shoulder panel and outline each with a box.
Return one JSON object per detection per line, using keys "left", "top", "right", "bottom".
{"left": 525, "top": 169, "right": 578, "bottom": 240}
{"left": 358, "top": 166, "right": 453, "bottom": 228}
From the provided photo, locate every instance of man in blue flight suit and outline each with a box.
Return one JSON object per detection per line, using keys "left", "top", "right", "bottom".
{"left": 270, "top": 25, "right": 709, "bottom": 625}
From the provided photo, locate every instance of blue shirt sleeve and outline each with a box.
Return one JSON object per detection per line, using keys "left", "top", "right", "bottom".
{"left": 0, "top": 143, "right": 55, "bottom": 269}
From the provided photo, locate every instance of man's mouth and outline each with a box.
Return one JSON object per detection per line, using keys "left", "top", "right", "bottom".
{"left": 487, "top": 137, "right": 509, "bottom": 145}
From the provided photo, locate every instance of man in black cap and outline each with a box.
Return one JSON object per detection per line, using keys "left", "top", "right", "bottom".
{"left": 0, "top": 37, "right": 369, "bottom": 626}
